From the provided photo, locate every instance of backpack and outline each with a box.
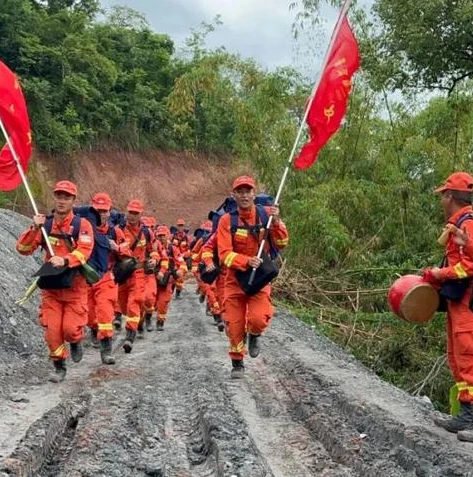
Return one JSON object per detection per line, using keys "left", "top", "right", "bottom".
{"left": 221, "top": 193, "right": 274, "bottom": 214}
{"left": 42, "top": 206, "right": 111, "bottom": 285}
{"left": 109, "top": 208, "right": 126, "bottom": 228}
{"left": 189, "top": 228, "right": 211, "bottom": 250}
{"left": 170, "top": 225, "right": 190, "bottom": 235}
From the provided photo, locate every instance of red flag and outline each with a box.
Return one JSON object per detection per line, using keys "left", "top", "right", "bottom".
{"left": 0, "top": 60, "right": 32, "bottom": 190}
{"left": 294, "top": 16, "right": 360, "bottom": 170}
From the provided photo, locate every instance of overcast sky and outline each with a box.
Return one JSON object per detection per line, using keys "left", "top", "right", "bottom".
{"left": 100, "top": 0, "right": 373, "bottom": 78}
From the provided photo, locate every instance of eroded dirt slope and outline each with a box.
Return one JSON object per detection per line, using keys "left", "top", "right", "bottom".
{"left": 34, "top": 151, "right": 245, "bottom": 227}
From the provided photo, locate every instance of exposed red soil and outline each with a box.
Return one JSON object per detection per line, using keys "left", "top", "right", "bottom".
{"left": 32, "top": 150, "right": 250, "bottom": 228}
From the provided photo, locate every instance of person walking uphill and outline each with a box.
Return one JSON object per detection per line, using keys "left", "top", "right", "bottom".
{"left": 217, "top": 176, "right": 289, "bottom": 379}
{"left": 423, "top": 172, "right": 473, "bottom": 440}
{"left": 118, "top": 199, "right": 159, "bottom": 353}
{"left": 16, "top": 181, "right": 94, "bottom": 383}
{"left": 87, "top": 193, "right": 131, "bottom": 364}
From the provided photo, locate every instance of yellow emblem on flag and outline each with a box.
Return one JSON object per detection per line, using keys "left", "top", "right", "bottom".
{"left": 324, "top": 104, "right": 335, "bottom": 123}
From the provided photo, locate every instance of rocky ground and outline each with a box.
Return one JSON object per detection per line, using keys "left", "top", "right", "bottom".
{"left": 1, "top": 210, "right": 473, "bottom": 476}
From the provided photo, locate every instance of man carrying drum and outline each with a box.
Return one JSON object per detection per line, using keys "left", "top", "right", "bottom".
{"left": 423, "top": 172, "right": 473, "bottom": 440}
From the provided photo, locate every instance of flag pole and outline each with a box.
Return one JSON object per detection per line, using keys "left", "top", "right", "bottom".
{"left": 0, "top": 118, "right": 54, "bottom": 255}
{"left": 248, "top": 0, "right": 354, "bottom": 285}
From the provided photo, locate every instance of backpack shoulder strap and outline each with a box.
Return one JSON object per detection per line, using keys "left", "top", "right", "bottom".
{"left": 142, "top": 226, "right": 151, "bottom": 243}
{"left": 229, "top": 210, "right": 239, "bottom": 234}
{"left": 44, "top": 216, "right": 53, "bottom": 235}
{"left": 456, "top": 213, "right": 473, "bottom": 228}
{"left": 255, "top": 204, "right": 269, "bottom": 228}
{"left": 71, "top": 215, "right": 82, "bottom": 241}
{"left": 107, "top": 225, "right": 117, "bottom": 241}
{"left": 128, "top": 228, "right": 142, "bottom": 251}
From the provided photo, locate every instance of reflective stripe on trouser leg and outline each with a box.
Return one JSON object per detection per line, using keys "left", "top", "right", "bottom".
{"left": 223, "top": 293, "right": 248, "bottom": 360}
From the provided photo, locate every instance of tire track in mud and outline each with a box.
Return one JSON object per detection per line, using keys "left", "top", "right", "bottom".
{"left": 2, "top": 287, "right": 473, "bottom": 476}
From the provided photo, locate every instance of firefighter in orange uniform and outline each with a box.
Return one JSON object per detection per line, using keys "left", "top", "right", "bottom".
{"left": 16, "top": 181, "right": 94, "bottom": 382}
{"left": 118, "top": 199, "right": 159, "bottom": 352}
{"left": 217, "top": 176, "right": 289, "bottom": 378}
{"left": 87, "top": 193, "right": 131, "bottom": 363}
{"left": 191, "top": 220, "right": 213, "bottom": 302}
{"left": 172, "top": 218, "right": 192, "bottom": 298}
{"left": 423, "top": 173, "right": 473, "bottom": 438}
{"left": 140, "top": 219, "right": 169, "bottom": 334}
{"left": 155, "top": 225, "right": 187, "bottom": 330}
{"left": 201, "top": 230, "right": 225, "bottom": 331}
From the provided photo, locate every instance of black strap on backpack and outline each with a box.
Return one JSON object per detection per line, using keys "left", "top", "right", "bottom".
{"left": 107, "top": 225, "right": 117, "bottom": 242}
{"left": 43, "top": 215, "right": 81, "bottom": 248}
{"left": 127, "top": 227, "right": 145, "bottom": 252}
{"left": 228, "top": 206, "right": 279, "bottom": 295}
{"left": 438, "top": 212, "right": 473, "bottom": 310}
{"left": 229, "top": 205, "right": 278, "bottom": 259}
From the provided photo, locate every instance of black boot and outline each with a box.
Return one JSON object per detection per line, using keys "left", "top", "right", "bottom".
{"left": 231, "top": 359, "right": 245, "bottom": 379}
{"left": 49, "top": 360, "right": 67, "bottom": 383}
{"left": 123, "top": 329, "right": 136, "bottom": 353}
{"left": 434, "top": 402, "right": 473, "bottom": 433}
{"left": 70, "top": 342, "right": 83, "bottom": 363}
{"left": 175, "top": 289, "right": 182, "bottom": 299}
{"left": 156, "top": 320, "right": 164, "bottom": 332}
{"left": 248, "top": 334, "right": 261, "bottom": 358}
{"left": 144, "top": 313, "right": 153, "bottom": 332}
{"left": 199, "top": 294, "right": 206, "bottom": 304}
{"left": 89, "top": 328, "right": 100, "bottom": 348}
{"left": 137, "top": 321, "right": 145, "bottom": 339}
{"left": 213, "top": 314, "right": 225, "bottom": 332}
{"left": 113, "top": 312, "right": 122, "bottom": 330}
{"left": 100, "top": 338, "right": 116, "bottom": 365}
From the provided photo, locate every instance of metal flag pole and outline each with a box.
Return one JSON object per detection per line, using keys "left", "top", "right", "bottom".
{"left": 0, "top": 118, "right": 54, "bottom": 256}
{"left": 248, "top": 0, "right": 354, "bottom": 285}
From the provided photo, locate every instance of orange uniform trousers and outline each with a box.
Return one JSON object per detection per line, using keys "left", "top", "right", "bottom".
{"left": 143, "top": 273, "right": 158, "bottom": 314}
{"left": 87, "top": 272, "right": 117, "bottom": 340}
{"left": 204, "top": 282, "right": 220, "bottom": 315}
{"left": 223, "top": 271, "right": 273, "bottom": 360}
{"left": 155, "top": 280, "right": 174, "bottom": 322}
{"left": 118, "top": 269, "right": 145, "bottom": 332}
{"left": 175, "top": 272, "right": 186, "bottom": 292}
{"left": 447, "top": 293, "right": 473, "bottom": 404}
{"left": 215, "top": 271, "right": 226, "bottom": 316}
{"left": 40, "top": 273, "right": 88, "bottom": 361}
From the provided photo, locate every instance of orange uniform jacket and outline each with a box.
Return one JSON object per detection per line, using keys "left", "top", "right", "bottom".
{"left": 154, "top": 239, "right": 170, "bottom": 275}
{"left": 201, "top": 232, "right": 217, "bottom": 266}
{"left": 191, "top": 237, "right": 206, "bottom": 272}
{"left": 17, "top": 212, "right": 94, "bottom": 266}
{"left": 102, "top": 224, "right": 132, "bottom": 266}
{"left": 166, "top": 242, "right": 188, "bottom": 275}
{"left": 172, "top": 231, "right": 192, "bottom": 258}
{"left": 217, "top": 206, "right": 289, "bottom": 271}
{"left": 122, "top": 224, "right": 159, "bottom": 263}
{"left": 438, "top": 206, "right": 473, "bottom": 283}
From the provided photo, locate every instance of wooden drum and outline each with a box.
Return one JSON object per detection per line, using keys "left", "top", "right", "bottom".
{"left": 388, "top": 274, "right": 439, "bottom": 324}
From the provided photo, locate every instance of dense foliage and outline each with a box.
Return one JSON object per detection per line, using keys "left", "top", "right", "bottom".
{"left": 2, "top": 0, "right": 473, "bottom": 409}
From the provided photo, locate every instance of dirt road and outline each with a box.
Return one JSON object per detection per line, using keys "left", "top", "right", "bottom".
{"left": 1, "top": 286, "right": 473, "bottom": 477}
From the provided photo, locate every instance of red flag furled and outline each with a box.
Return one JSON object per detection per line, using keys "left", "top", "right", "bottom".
{"left": 294, "top": 15, "right": 360, "bottom": 170}
{"left": 0, "top": 60, "right": 32, "bottom": 190}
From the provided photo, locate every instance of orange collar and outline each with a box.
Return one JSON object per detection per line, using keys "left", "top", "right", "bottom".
{"left": 53, "top": 211, "right": 74, "bottom": 228}
{"left": 448, "top": 205, "right": 473, "bottom": 225}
